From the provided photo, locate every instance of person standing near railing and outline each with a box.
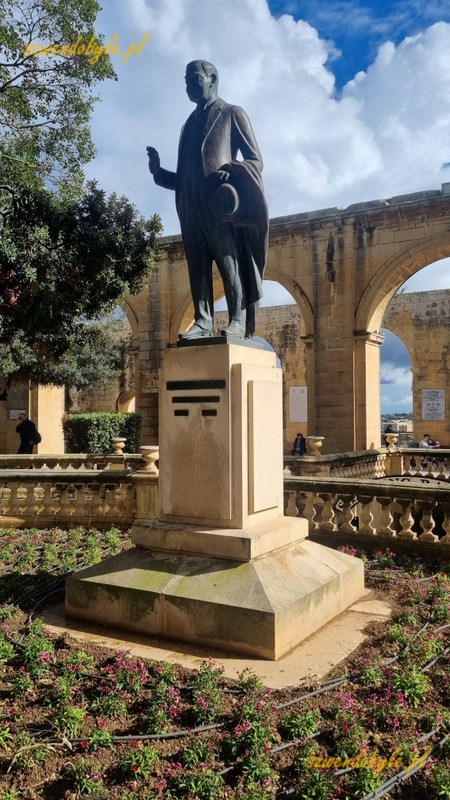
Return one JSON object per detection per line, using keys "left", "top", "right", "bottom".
{"left": 16, "top": 413, "right": 41, "bottom": 454}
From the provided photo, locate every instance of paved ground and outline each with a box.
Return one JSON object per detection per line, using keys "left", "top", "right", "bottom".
{"left": 43, "top": 590, "right": 391, "bottom": 690}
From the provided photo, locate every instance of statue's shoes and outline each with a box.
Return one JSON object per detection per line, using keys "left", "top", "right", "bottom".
{"left": 221, "top": 320, "right": 245, "bottom": 338}
{"left": 179, "top": 324, "right": 212, "bottom": 340}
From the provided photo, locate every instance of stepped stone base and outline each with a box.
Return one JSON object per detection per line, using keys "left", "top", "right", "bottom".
{"left": 65, "top": 531, "right": 364, "bottom": 660}
{"left": 130, "top": 515, "right": 308, "bottom": 561}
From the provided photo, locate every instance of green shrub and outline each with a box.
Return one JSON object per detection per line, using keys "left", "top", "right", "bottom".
{"left": 62, "top": 412, "right": 141, "bottom": 454}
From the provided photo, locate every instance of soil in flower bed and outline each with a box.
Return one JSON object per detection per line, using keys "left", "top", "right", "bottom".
{"left": 1, "top": 529, "right": 450, "bottom": 799}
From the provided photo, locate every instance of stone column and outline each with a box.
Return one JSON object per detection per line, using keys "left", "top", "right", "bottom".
{"left": 354, "top": 331, "right": 384, "bottom": 451}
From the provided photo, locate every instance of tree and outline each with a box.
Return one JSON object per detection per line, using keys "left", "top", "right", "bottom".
{"left": 0, "top": 182, "right": 162, "bottom": 397}
{"left": 0, "top": 1, "right": 163, "bottom": 398}
{"left": 0, "top": 0, "right": 116, "bottom": 196}
{"left": 30, "top": 319, "right": 135, "bottom": 393}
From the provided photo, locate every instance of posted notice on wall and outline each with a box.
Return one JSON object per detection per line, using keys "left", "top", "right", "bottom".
{"left": 422, "top": 389, "right": 445, "bottom": 421}
{"left": 290, "top": 386, "right": 307, "bottom": 423}
{"left": 9, "top": 409, "right": 26, "bottom": 420}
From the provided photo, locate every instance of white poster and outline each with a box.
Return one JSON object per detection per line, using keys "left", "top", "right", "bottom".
{"left": 422, "top": 389, "right": 445, "bottom": 421}
{"left": 290, "top": 386, "right": 307, "bottom": 423}
{"left": 9, "top": 409, "right": 26, "bottom": 420}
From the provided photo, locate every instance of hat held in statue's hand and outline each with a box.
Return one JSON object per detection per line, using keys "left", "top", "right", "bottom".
{"left": 211, "top": 180, "right": 240, "bottom": 222}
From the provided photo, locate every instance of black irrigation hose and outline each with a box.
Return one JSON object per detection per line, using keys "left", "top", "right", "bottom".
{"left": 275, "top": 676, "right": 351, "bottom": 710}
{"left": 26, "top": 586, "right": 65, "bottom": 620}
{"left": 358, "top": 733, "right": 449, "bottom": 800}
{"left": 421, "top": 644, "right": 450, "bottom": 672}
{"left": 273, "top": 733, "right": 449, "bottom": 800}
{"left": 26, "top": 721, "right": 226, "bottom": 747}
{"left": 4, "top": 555, "right": 450, "bottom": 778}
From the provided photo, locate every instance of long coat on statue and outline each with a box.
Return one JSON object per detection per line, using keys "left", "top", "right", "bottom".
{"left": 154, "top": 97, "right": 268, "bottom": 336}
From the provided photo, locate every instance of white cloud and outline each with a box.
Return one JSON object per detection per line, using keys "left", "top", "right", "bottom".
{"left": 85, "top": 1, "right": 450, "bottom": 236}
{"left": 381, "top": 394, "right": 413, "bottom": 415}
{"left": 380, "top": 364, "right": 412, "bottom": 387}
{"left": 398, "top": 259, "right": 450, "bottom": 293}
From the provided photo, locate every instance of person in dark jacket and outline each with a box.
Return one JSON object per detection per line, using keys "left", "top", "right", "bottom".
{"left": 291, "top": 432, "right": 306, "bottom": 456}
{"left": 16, "top": 413, "right": 39, "bottom": 454}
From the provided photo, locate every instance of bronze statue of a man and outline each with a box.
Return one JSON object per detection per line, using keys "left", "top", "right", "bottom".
{"left": 147, "top": 60, "right": 268, "bottom": 340}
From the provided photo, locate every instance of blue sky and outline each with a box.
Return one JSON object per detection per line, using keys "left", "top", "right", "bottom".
{"left": 82, "top": 0, "right": 450, "bottom": 414}
{"left": 267, "top": 0, "right": 450, "bottom": 90}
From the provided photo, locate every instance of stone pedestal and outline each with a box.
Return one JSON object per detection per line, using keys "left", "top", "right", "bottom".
{"left": 159, "top": 343, "right": 284, "bottom": 529}
{"left": 65, "top": 342, "right": 364, "bottom": 660}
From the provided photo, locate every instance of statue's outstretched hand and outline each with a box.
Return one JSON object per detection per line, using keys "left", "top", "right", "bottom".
{"left": 147, "top": 146, "right": 160, "bottom": 175}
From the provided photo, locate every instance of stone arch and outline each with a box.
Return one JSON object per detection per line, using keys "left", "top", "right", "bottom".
{"left": 355, "top": 232, "right": 450, "bottom": 333}
{"left": 264, "top": 265, "right": 314, "bottom": 336}
{"left": 170, "top": 266, "right": 314, "bottom": 343}
{"left": 120, "top": 298, "right": 139, "bottom": 339}
{"left": 170, "top": 293, "right": 194, "bottom": 344}
{"left": 381, "top": 290, "right": 450, "bottom": 444}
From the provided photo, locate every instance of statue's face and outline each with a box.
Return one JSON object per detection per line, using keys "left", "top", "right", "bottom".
{"left": 185, "top": 62, "right": 216, "bottom": 104}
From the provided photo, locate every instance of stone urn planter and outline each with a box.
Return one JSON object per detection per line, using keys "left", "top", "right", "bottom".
{"left": 306, "top": 435, "right": 325, "bottom": 457}
{"left": 139, "top": 445, "right": 159, "bottom": 474}
{"left": 111, "top": 437, "right": 127, "bottom": 455}
{"left": 385, "top": 433, "right": 399, "bottom": 453}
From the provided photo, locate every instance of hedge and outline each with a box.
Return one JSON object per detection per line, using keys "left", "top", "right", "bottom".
{"left": 62, "top": 412, "right": 142, "bottom": 454}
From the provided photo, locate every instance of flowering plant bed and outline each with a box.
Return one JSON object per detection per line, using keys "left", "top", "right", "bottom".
{"left": 1, "top": 529, "right": 450, "bottom": 799}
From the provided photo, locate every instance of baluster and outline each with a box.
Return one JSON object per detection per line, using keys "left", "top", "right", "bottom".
{"left": 105, "top": 486, "right": 117, "bottom": 518}
{"left": 16, "top": 484, "right": 29, "bottom": 518}
{"left": 358, "top": 495, "right": 376, "bottom": 536}
{"left": 376, "top": 496, "right": 396, "bottom": 537}
{"left": 68, "top": 483, "right": 79, "bottom": 516}
{"left": 123, "top": 484, "right": 135, "bottom": 519}
{"left": 396, "top": 498, "right": 416, "bottom": 540}
{"left": 114, "top": 484, "right": 128, "bottom": 519}
{"left": 302, "top": 491, "right": 319, "bottom": 532}
{"left": 318, "top": 493, "right": 337, "bottom": 532}
{"left": 49, "top": 485, "right": 62, "bottom": 518}
{"left": 80, "top": 483, "right": 95, "bottom": 523}
{"left": 422, "top": 454, "right": 433, "bottom": 478}
{"left": 436, "top": 457, "right": 446, "bottom": 482}
{"left": 337, "top": 494, "right": 355, "bottom": 535}
{"left": 440, "top": 504, "right": 450, "bottom": 544}
{"left": 285, "top": 490, "right": 299, "bottom": 517}
{"left": 417, "top": 500, "right": 437, "bottom": 543}
{"left": 98, "top": 485, "right": 111, "bottom": 517}
{"left": 32, "top": 483, "right": 45, "bottom": 517}
{"left": 0, "top": 486, "right": 11, "bottom": 517}
{"left": 58, "top": 483, "right": 72, "bottom": 520}
{"left": 42, "top": 483, "right": 52, "bottom": 518}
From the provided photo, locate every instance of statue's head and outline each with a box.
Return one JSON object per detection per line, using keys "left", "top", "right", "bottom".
{"left": 185, "top": 60, "right": 218, "bottom": 105}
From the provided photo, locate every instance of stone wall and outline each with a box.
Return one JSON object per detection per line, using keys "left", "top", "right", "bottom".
{"left": 123, "top": 187, "right": 450, "bottom": 453}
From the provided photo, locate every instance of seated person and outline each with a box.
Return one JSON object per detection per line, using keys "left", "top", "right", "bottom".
{"left": 291, "top": 432, "right": 306, "bottom": 456}
{"left": 419, "top": 433, "right": 440, "bottom": 448}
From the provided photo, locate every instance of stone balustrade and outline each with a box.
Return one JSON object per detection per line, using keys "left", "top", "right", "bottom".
{"left": 397, "top": 448, "right": 450, "bottom": 481}
{"left": 1, "top": 444, "right": 449, "bottom": 553}
{"left": 0, "top": 453, "right": 144, "bottom": 471}
{"left": 0, "top": 470, "right": 137, "bottom": 529}
{"left": 284, "top": 475, "right": 450, "bottom": 548}
{"left": 285, "top": 449, "right": 387, "bottom": 478}
{"left": 285, "top": 447, "right": 450, "bottom": 481}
